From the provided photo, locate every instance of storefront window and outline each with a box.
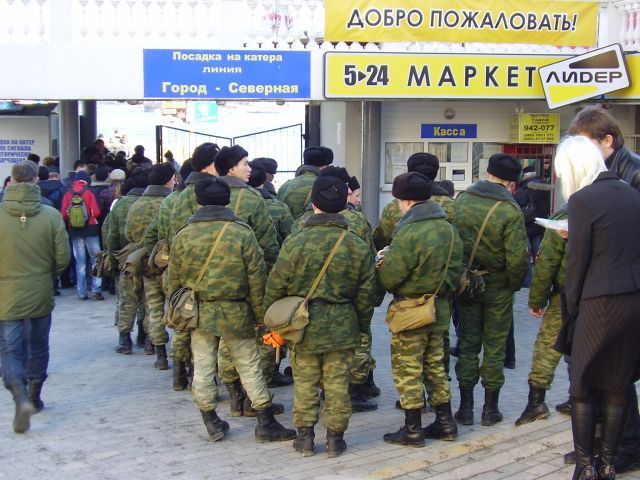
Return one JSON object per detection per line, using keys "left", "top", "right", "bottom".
{"left": 472, "top": 142, "right": 503, "bottom": 181}
{"left": 427, "top": 142, "right": 467, "bottom": 163}
{"left": 384, "top": 141, "right": 424, "bottom": 184}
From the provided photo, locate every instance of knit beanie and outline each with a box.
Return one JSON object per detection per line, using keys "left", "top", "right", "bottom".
{"left": 487, "top": 153, "right": 521, "bottom": 182}
{"left": 214, "top": 145, "right": 249, "bottom": 176}
{"left": 407, "top": 152, "right": 440, "bottom": 181}
{"left": 392, "top": 172, "right": 432, "bottom": 201}
{"left": 303, "top": 146, "right": 334, "bottom": 167}
{"left": 195, "top": 177, "right": 231, "bottom": 206}
{"left": 311, "top": 176, "right": 347, "bottom": 213}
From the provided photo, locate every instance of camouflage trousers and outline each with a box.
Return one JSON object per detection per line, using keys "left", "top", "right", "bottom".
{"left": 117, "top": 270, "right": 149, "bottom": 334}
{"left": 171, "top": 331, "right": 191, "bottom": 363}
{"left": 528, "top": 293, "right": 563, "bottom": 390}
{"left": 191, "top": 329, "right": 273, "bottom": 412}
{"left": 218, "top": 326, "right": 274, "bottom": 385}
{"left": 143, "top": 273, "right": 169, "bottom": 346}
{"left": 349, "top": 332, "right": 376, "bottom": 385}
{"left": 391, "top": 326, "right": 451, "bottom": 410}
{"left": 455, "top": 287, "right": 513, "bottom": 390}
{"left": 291, "top": 348, "right": 354, "bottom": 432}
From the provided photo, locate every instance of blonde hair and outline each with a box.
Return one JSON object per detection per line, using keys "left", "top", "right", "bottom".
{"left": 554, "top": 135, "right": 608, "bottom": 200}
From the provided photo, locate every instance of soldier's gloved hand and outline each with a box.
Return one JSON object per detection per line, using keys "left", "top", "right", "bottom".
{"left": 262, "top": 331, "right": 285, "bottom": 349}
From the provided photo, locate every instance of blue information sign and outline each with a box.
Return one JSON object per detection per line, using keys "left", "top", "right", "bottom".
{"left": 144, "top": 49, "right": 310, "bottom": 100}
{"left": 421, "top": 124, "right": 478, "bottom": 139}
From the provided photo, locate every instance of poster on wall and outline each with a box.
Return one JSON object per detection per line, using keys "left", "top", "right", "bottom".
{"left": 0, "top": 117, "right": 50, "bottom": 186}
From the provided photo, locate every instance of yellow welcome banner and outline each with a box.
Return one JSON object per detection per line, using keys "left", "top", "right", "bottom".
{"left": 324, "top": 0, "right": 599, "bottom": 46}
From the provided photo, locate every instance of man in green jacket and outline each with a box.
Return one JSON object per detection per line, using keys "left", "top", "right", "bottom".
{"left": 515, "top": 208, "right": 568, "bottom": 426}
{"left": 453, "top": 154, "right": 528, "bottom": 426}
{"left": 264, "top": 176, "right": 376, "bottom": 458}
{"left": 0, "top": 160, "right": 70, "bottom": 433}
{"left": 378, "top": 172, "right": 463, "bottom": 447}
{"left": 125, "top": 163, "right": 176, "bottom": 369}
{"left": 277, "top": 146, "right": 334, "bottom": 218}
{"left": 167, "top": 177, "right": 295, "bottom": 444}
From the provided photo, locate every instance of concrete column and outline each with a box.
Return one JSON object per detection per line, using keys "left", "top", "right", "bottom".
{"left": 361, "top": 101, "right": 381, "bottom": 225}
{"left": 81, "top": 100, "right": 97, "bottom": 149}
{"left": 59, "top": 100, "right": 80, "bottom": 177}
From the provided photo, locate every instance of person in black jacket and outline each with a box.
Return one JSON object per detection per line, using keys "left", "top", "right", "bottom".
{"left": 554, "top": 135, "right": 640, "bottom": 480}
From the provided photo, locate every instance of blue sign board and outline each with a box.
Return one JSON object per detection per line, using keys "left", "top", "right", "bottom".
{"left": 144, "top": 49, "right": 310, "bottom": 100}
{"left": 421, "top": 124, "right": 478, "bottom": 139}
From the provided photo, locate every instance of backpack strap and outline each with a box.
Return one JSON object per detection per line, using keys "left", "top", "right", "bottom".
{"left": 233, "top": 189, "right": 245, "bottom": 215}
{"left": 433, "top": 225, "right": 455, "bottom": 296}
{"left": 303, "top": 188, "right": 312, "bottom": 209}
{"left": 468, "top": 201, "right": 503, "bottom": 268}
{"left": 305, "top": 230, "right": 347, "bottom": 301}
{"left": 193, "top": 223, "right": 230, "bottom": 294}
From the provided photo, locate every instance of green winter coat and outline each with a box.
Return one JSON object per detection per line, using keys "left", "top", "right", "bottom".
{"left": 105, "top": 188, "right": 144, "bottom": 254}
{"left": 167, "top": 205, "right": 267, "bottom": 339}
{"left": 264, "top": 213, "right": 376, "bottom": 354}
{"left": 0, "top": 183, "right": 71, "bottom": 320}
{"left": 454, "top": 180, "right": 528, "bottom": 292}
{"left": 168, "top": 171, "right": 215, "bottom": 246}
{"left": 276, "top": 165, "right": 320, "bottom": 218}
{"left": 261, "top": 190, "right": 294, "bottom": 245}
{"left": 528, "top": 209, "right": 568, "bottom": 310}
{"left": 220, "top": 176, "right": 280, "bottom": 269}
{"left": 377, "top": 202, "right": 463, "bottom": 331}
{"left": 125, "top": 185, "right": 173, "bottom": 246}
{"left": 142, "top": 189, "right": 181, "bottom": 254}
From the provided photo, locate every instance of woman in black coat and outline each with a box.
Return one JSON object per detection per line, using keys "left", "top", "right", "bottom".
{"left": 555, "top": 135, "right": 640, "bottom": 480}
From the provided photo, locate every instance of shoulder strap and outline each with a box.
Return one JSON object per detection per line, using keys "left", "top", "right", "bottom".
{"left": 303, "top": 188, "right": 313, "bottom": 208}
{"left": 433, "top": 225, "right": 455, "bottom": 296}
{"left": 468, "top": 200, "right": 502, "bottom": 268}
{"left": 193, "top": 222, "right": 230, "bottom": 294}
{"left": 233, "top": 188, "right": 245, "bottom": 215}
{"left": 306, "top": 230, "right": 347, "bottom": 301}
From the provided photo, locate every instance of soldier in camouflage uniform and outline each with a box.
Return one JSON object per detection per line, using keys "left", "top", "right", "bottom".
{"left": 378, "top": 172, "right": 463, "bottom": 448}
{"left": 106, "top": 169, "right": 149, "bottom": 354}
{"left": 276, "top": 146, "right": 334, "bottom": 219}
{"left": 515, "top": 208, "right": 568, "bottom": 426}
{"left": 167, "top": 177, "right": 296, "bottom": 443}
{"left": 213, "top": 146, "right": 284, "bottom": 416}
{"left": 453, "top": 154, "right": 529, "bottom": 426}
{"left": 373, "top": 153, "right": 455, "bottom": 251}
{"left": 264, "top": 176, "right": 376, "bottom": 458}
{"left": 124, "top": 163, "right": 176, "bottom": 369}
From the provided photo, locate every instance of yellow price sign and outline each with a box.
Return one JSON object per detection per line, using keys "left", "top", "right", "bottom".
{"left": 324, "top": 52, "right": 566, "bottom": 99}
{"left": 509, "top": 113, "right": 560, "bottom": 144}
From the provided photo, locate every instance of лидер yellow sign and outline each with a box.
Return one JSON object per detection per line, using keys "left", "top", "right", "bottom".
{"left": 509, "top": 113, "right": 560, "bottom": 144}
{"left": 324, "top": 0, "right": 599, "bottom": 47}
{"left": 324, "top": 53, "right": 566, "bottom": 99}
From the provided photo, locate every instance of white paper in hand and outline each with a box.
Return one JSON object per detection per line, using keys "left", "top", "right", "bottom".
{"left": 535, "top": 218, "right": 568, "bottom": 231}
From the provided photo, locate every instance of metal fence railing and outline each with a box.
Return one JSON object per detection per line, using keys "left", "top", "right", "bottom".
{"left": 155, "top": 125, "right": 232, "bottom": 164}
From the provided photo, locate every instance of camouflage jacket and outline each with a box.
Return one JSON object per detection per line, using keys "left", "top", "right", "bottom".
{"left": 373, "top": 192, "right": 455, "bottom": 250}
{"left": 378, "top": 202, "right": 463, "bottom": 331}
{"left": 264, "top": 213, "right": 376, "bottom": 354}
{"left": 168, "top": 171, "right": 215, "bottom": 246}
{"left": 220, "top": 176, "right": 280, "bottom": 269}
{"left": 105, "top": 188, "right": 144, "bottom": 253}
{"left": 142, "top": 189, "right": 181, "bottom": 254}
{"left": 528, "top": 209, "right": 568, "bottom": 310}
{"left": 167, "top": 205, "right": 267, "bottom": 339}
{"left": 276, "top": 165, "right": 320, "bottom": 218}
{"left": 125, "top": 185, "right": 172, "bottom": 246}
{"left": 454, "top": 180, "right": 528, "bottom": 291}
{"left": 258, "top": 188, "right": 294, "bottom": 245}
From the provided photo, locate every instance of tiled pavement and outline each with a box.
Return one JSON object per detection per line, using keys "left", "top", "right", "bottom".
{"left": 1, "top": 288, "right": 639, "bottom": 480}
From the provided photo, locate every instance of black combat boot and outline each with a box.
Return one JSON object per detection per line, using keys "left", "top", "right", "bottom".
{"left": 135, "top": 323, "right": 146, "bottom": 347}
{"left": 154, "top": 345, "right": 169, "bottom": 370}
{"left": 571, "top": 400, "right": 597, "bottom": 480}
{"left": 115, "top": 332, "right": 132, "bottom": 354}
{"left": 326, "top": 429, "right": 347, "bottom": 458}
{"left": 268, "top": 363, "right": 294, "bottom": 388}
{"left": 516, "top": 384, "right": 550, "bottom": 426}
{"left": 455, "top": 387, "right": 474, "bottom": 425}
{"left": 27, "top": 379, "right": 45, "bottom": 413}
{"left": 349, "top": 383, "right": 377, "bottom": 412}
{"left": 173, "top": 361, "right": 188, "bottom": 391}
{"left": 598, "top": 403, "right": 628, "bottom": 480}
{"left": 10, "top": 383, "right": 35, "bottom": 434}
{"left": 200, "top": 409, "right": 230, "bottom": 442}
{"left": 361, "top": 370, "right": 381, "bottom": 398}
{"left": 424, "top": 402, "right": 458, "bottom": 441}
{"left": 144, "top": 335, "right": 155, "bottom": 355}
{"left": 556, "top": 398, "right": 572, "bottom": 416}
{"left": 383, "top": 408, "right": 425, "bottom": 447}
{"left": 224, "top": 380, "right": 246, "bottom": 417}
{"left": 481, "top": 388, "right": 504, "bottom": 426}
{"left": 254, "top": 405, "right": 296, "bottom": 442}
{"left": 293, "top": 426, "right": 315, "bottom": 457}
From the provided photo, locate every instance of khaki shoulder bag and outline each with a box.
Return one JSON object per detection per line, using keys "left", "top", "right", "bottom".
{"left": 386, "top": 225, "right": 456, "bottom": 334}
{"left": 457, "top": 201, "right": 502, "bottom": 299}
{"left": 264, "top": 230, "right": 347, "bottom": 344}
{"left": 165, "top": 223, "right": 230, "bottom": 332}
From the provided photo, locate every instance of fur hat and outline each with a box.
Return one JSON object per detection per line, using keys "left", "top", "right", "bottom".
{"left": 392, "top": 172, "right": 432, "bottom": 201}
{"left": 247, "top": 163, "right": 267, "bottom": 188}
{"left": 195, "top": 177, "right": 231, "bottom": 206}
{"left": 148, "top": 163, "right": 176, "bottom": 186}
{"left": 311, "top": 176, "right": 347, "bottom": 213}
{"left": 487, "top": 154, "right": 521, "bottom": 182}
{"left": 407, "top": 152, "right": 440, "bottom": 180}
{"left": 303, "top": 146, "right": 334, "bottom": 167}
{"left": 214, "top": 145, "right": 249, "bottom": 176}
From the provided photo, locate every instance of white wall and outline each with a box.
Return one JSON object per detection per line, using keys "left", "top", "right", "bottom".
{"left": 0, "top": 116, "right": 51, "bottom": 186}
